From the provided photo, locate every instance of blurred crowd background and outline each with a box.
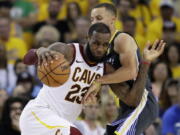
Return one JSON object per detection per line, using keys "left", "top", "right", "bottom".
{"left": 0, "top": 0, "right": 179, "bottom": 135}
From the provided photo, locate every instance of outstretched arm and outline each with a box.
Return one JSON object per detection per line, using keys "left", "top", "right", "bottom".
{"left": 23, "top": 42, "right": 74, "bottom": 65}
{"left": 123, "top": 40, "right": 165, "bottom": 106}
{"left": 83, "top": 40, "right": 166, "bottom": 105}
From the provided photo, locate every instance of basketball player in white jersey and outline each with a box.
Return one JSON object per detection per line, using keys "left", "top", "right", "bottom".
{"left": 21, "top": 21, "right": 165, "bottom": 135}
{"left": 20, "top": 23, "right": 111, "bottom": 135}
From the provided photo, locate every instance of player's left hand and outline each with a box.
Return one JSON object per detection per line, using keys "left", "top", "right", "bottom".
{"left": 82, "top": 81, "right": 101, "bottom": 105}
{"left": 36, "top": 47, "right": 62, "bottom": 66}
{"left": 143, "top": 39, "right": 166, "bottom": 62}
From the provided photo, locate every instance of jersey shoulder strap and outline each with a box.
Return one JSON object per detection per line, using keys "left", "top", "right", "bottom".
{"left": 107, "top": 31, "right": 122, "bottom": 55}
{"left": 71, "top": 43, "right": 83, "bottom": 61}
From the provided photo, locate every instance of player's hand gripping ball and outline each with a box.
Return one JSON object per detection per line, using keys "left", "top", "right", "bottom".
{"left": 37, "top": 53, "right": 70, "bottom": 87}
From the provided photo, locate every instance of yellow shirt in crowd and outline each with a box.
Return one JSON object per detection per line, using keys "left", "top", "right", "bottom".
{"left": 171, "top": 66, "right": 180, "bottom": 79}
{"left": 149, "top": 0, "right": 161, "bottom": 18}
{"left": 115, "top": 20, "right": 146, "bottom": 52}
{"left": 129, "top": 4, "right": 152, "bottom": 29}
{"left": 37, "top": 0, "right": 112, "bottom": 21}
{"left": 0, "top": 37, "right": 28, "bottom": 64}
{"left": 146, "top": 17, "right": 180, "bottom": 43}
{"left": 115, "top": 17, "right": 144, "bottom": 36}
{"left": 28, "top": 0, "right": 49, "bottom": 6}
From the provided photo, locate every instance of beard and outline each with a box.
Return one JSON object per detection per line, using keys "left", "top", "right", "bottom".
{"left": 85, "top": 43, "right": 106, "bottom": 63}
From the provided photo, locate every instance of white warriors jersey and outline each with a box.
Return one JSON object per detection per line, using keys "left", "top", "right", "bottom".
{"left": 35, "top": 43, "right": 104, "bottom": 122}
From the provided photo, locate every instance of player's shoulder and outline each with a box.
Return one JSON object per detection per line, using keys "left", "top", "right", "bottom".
{"left": 114, "top": 33, "right": 137, "bottom": 52}
{"left": 50, "top": 42, "right": 75, "bottom": 51}
{"left": 67, "top": 43, "right": 81, "bottom": 53}
{"left": 115, "top": 33, "right": 134, "bottom": 44}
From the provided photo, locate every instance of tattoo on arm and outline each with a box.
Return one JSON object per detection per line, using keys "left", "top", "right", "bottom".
{"left": 48, "top": 42, "right": 74, "bottom": 62}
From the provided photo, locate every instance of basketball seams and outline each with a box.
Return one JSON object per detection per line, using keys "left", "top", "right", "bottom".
{"left": 42, "top": 63, "right": 50, "bottom": 86}
{"left": 38, "top": 61, "right": 69, "bottom": 85}
{"left": 49, "top": 61, "right": 70, "bottom": 75}
{"left": 38, "top": 69, "right": 46, "bottom": 76}
{"left": 43, "top": 64, "right": 63, "bottom": 85}
{"left": 40, "top": 61, "right": 68, "bottom": 80}
{"left": 38, "top": 69, "right": 50, "bottom": 85}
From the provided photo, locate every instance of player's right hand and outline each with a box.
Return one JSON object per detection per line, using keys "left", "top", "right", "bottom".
{"left": 82, "top": 81, "right": 101, "bottom": 105}
{"left": 143, "top": 39, "right": 166, "bottom": 62}
{"left": 83, "top": 94, "right": 98, "bottom": 105}
{"left": 36, "top": 47, "right": 63, "bottom": 66}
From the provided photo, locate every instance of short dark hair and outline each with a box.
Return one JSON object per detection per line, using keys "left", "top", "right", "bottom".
{"left": 88, "top": 23, "right": 111, "bottom": 37}
{"left": 93, "top": 3, "right": 117, "bottom": 17}
{"left": 1, "top": 97, "right": 28, "bottom": 129}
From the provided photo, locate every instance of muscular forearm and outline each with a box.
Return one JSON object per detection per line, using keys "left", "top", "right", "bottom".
{"left": 23, "top": 42, "right": 72, "bottom": 65}
{"left": 96, "top": 66, "right": 136, "bottom": 84}
{"left": 23, "top": 43, "right": 61, "bottom": 65}
{"left": 125, "top": 61, "right": 150, "bottom": 106}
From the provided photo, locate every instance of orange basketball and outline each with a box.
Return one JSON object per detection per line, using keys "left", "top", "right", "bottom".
{"left": 37, "top": 56, "right": 70, "bottom": 87}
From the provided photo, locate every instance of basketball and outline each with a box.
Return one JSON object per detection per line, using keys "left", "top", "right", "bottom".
{"left": 37, "top": 55, "right": 70, "bottom": 87}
